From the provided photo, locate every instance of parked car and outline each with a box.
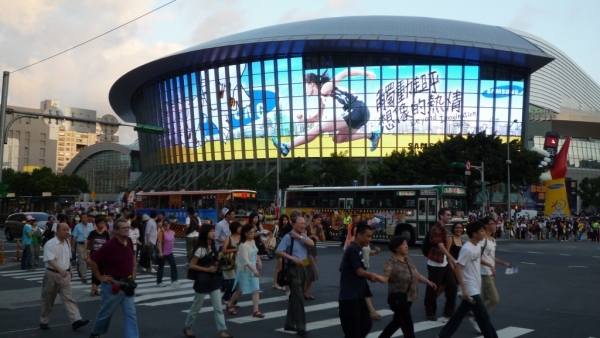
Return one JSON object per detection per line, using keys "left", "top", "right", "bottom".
{"left": 3, "top": 212, "right": 51, "bottom": 241}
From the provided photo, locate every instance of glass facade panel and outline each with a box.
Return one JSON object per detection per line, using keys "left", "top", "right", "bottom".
{"left": 74, "top": 151, "right": 141, "bottom": 194}
{"left": 135, "top": 56, "right": 526, "bottom": 165}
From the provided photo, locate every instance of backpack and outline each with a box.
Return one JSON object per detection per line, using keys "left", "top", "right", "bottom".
{"left": 42, "top": 226, "right": 55, "bottom": 246}
{"left": 421, "top": 225, "right": 435, "bottom": 257}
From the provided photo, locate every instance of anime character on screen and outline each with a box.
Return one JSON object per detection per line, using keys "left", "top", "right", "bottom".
{"left": 271, "top": 69, "right": 381, "bottom": 156}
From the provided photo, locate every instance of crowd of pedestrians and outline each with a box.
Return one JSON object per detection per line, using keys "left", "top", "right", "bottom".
{"left": 24, "top": 201, "right": 600, "bottom": 338}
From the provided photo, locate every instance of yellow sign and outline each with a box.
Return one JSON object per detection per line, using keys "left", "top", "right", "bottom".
{"left": 543, "top": 178, "right": 570, "bottom": 217}
{"left": 23, "top": 165, "right": 43, "bottom": 173}
{"left": 91, "top": 190, "right": 96, "bottom": 201}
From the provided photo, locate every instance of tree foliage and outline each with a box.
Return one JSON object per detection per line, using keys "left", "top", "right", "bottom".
{"left": 279, "top": 158, "right": 318, "bottom": 189}
{"left": 370, "top": 133, "right": 544, "bottom": 207}
{"left": 318, "top": 151, "right": 361, "bottom": 186}
{"left": 578, "top": 177, "right": 600, "bottom": 209}
{"left": 2, "top": 167, "right": 89, "bottom": 196}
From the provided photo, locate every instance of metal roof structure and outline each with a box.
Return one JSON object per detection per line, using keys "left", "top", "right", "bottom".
{"left": 110, "top": 16, "right": 554, "bottom": 122}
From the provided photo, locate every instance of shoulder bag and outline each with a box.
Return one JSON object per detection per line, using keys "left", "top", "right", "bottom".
{"left": 387, "top": 258, "right": 413, "bottom": 312}
{"left": 276, "top": 234, "right": 295, "bottom": 286}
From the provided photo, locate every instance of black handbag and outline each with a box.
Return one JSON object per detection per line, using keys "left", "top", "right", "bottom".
{"left": 387, "top": 258, "right": 413, "bottom": 312}
{"left": 276, "top": 234, "right": 295, "bottom": 286}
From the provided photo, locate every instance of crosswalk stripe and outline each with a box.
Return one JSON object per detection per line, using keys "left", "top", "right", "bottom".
{"left": 135, "top": 289, "right": 193, "bottom": 302}
{"left": 366, "top": 319, "right": 445, "bottom": 337}
{"left": 228, "top": 302, "right": 339, "bottom": 324}
{"left": 147, "top": 294, "right": 286, "bottom": 309}
{"left": 276, "top": 309, "right": 394, "bottom": 333}
{"left": 477, "top": 326, "right": 534, "bottom": 338}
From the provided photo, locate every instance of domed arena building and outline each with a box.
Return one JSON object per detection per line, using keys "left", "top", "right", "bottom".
{"left": 109, "top": 16, "right": 600, "bottom": 197}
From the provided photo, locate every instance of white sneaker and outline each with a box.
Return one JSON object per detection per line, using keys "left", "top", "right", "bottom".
{"left": 171, "top": 281, "right": 180, "bottom": 287}
{"left": 150, "top": 268, "right": 157, "bottom": 273}
{"left": 157, "top": 283, "right": 165, "bottom": 287}
{"left": 468, "top": 317, "right": 481, "bottom": 333}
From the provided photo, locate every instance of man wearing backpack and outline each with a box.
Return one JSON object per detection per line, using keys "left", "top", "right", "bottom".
{"left": 424, "top": 208, "right": 458, "bottom": 322}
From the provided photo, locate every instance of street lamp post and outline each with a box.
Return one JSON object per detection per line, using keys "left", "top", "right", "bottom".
{"left": 506, "top": 119, "right": 518, "bottom": 223}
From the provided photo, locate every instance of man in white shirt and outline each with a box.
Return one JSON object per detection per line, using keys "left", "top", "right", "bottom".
{"left": 143, "top": 210, "right": 158, "bottom": 272}
{"left": 438, "top": 221, "right": 498, "bottom": 338}
{"left": 215, "top": 208, "right": 234, "bottom": 251}
{"left": 184, "top": 206, "right": 200, "bottom": 262}
{"left": 40, "top": 223, "right": 89, "bottom": 331}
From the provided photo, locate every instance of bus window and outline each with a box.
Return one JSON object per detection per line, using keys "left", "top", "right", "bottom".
{"left": 428, "top": 199, "right": 436, "bottom": 216}
{"left": 202, "top": 199, "right": 216, "bottom": 209}
{"left": 442, "top": 197, "right": 466, "bottom": 217}
{"left": 346, "top": 198, "right": 354, "bottom": 209}
{"left": 338, "top": 198, "right": 345, "bottom": 209}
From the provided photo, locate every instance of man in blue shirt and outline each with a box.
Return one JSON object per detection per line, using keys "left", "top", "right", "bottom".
{"left": 21, "top": 215, "right": 35, "bottom": 270}
{"left": 277, "top": 215, "right": 314, "bottom": 337}
{"left": 339, "top": 221, "right": 379, "bottom": 338}
{"left": 71, "top": 213, "right": 94, "bottom": 283}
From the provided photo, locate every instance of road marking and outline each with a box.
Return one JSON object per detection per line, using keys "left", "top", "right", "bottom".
{"left": 476, "top": 326, "right": 533, "bottom": 338}
{"left": 559, "top": 254, "right": 570, "bottom": 256}
{"left": 135, "top": 289, "right": 193, "bottom": 302}
{"left": 520, "top": 262, "right": 536, "bottom": 265}
{"left": 527, "top": 252, "right": 542, "bottom": 254}
{"left": 366, "top": 319, "right": 446, "bottom": 337}
{"left": 497, "top": 249, "right": 510, "bottom": 252}
{"left": 568, "top": 266, "right": 587, "bottom": 268}
{"left": 593, "top": 256, "right": 600, "bottom": 258}
{"left": 276, "top": 310, "right": 394, "bottom": 334}
{"left": 229, "top": 302, "right": 339, "bottom": 324}
{"left": 168, "top": 295, "right": 286, "bottom": 310}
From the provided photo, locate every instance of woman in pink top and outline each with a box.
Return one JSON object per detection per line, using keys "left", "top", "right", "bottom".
{"left": 157, "top": 220, "right": 179, "bottom": 287}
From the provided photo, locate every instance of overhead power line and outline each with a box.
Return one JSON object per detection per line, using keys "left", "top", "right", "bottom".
{"left": 11, "top": 0, "right": 177, "bottom": 73}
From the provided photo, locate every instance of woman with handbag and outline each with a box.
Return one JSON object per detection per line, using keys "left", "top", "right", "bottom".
{"left": 248, "top": 212, "right": 269, "bottom": 258}
{"left": 184, "top": 224, "right": 233, "bottom": 338}
{"left": 156, "top": 220, "right": 179, "bottom": 287}
{"left": 272, "top": 214, "right": 290, "bottom": 291}
{"left": 225, "top": 224, "right": 265, "bottom": 318}
{"left": 221, "top": 221, "right": 242, "bottom": 305}
{"left": 376, "top": 236, "right": 436, "bottom": 338}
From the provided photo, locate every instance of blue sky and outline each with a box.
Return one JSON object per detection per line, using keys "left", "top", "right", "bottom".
{"left": 0, "top": 0, "right": 598, "bottom": 145}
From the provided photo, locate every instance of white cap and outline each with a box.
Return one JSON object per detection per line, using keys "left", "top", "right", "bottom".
{"left": 222, "top": 208, "right": 229, "bottom": 215}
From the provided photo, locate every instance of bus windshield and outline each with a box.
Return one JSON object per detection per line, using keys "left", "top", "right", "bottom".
{"left": 442, "top": 197, "right": 466, "bottom": 217}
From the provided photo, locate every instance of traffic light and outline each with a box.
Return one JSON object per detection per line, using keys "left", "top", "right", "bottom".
{"left": 0, "top": 183, "right": 8, "bottom": 198}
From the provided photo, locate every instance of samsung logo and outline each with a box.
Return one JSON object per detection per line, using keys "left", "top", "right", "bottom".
{"left": 548, "top": 184, "right": 564, "bottom": 190}
{"left": 481, "top": 85, "right": 523, "bottom": 98}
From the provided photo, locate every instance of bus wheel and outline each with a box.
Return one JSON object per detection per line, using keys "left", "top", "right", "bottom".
{"left": 394, "top": 224, "right": 415, "bottom": 246}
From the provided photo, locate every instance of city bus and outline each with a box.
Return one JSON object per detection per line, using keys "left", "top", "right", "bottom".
{"left": 134, "top": 189, "right": 258, "bottom": 224}
{"left": 283, "top": 185, "right": 467, "bottom": 245}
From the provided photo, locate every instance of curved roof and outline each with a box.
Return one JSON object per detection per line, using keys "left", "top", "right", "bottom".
{"left": 506, "top": 28, "right": 600, "bottom": 113}
{"left": 110, "top": 16, "right": 554, "bottom": 122}
{"left": 62, "top": 143, "right": 139, "bottom": 175}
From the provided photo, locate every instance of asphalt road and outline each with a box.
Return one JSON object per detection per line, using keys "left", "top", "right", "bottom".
{"left": 0, "top": 237, "right": 599, "bottom": 338}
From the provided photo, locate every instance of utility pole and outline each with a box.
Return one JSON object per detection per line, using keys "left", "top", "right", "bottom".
{"left": 0, "top": 71, "right": 10, "bottom": 184}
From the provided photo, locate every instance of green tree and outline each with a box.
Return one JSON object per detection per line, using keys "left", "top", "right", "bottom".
{"left": 370, "top": 149, "right": 421, "bottom": 185}
{"left": 231, "top": 168, "right": 262, "bottom": 191}
{"left": 1, "top": 167, "right": 89, "bottom": 196}
{"left": 369, "top": 133, "right": 544, "bottom": 208}
{"left": 578, "top": 177, "right": 600, "bottom": 210}
{"left": 319, "top": 151, "right": 361, "bottom": 186}
{"left": 279, "top": 158, "right": 318, "bottom": 188}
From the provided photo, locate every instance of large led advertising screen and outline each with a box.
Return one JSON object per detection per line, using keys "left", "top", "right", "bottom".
{"left": 163, "top": 57, "right": 524, "bottom": 163}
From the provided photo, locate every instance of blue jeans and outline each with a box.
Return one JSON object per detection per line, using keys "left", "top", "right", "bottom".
{"left": 91, "top": 282, "right": 139, "bottom": 337}
{"left": 21, "top": 245, "right": 32, "bottom": 270}
{"left": 157, "top": 253, "right": 178, "bottom": 284}
{"left": 185, "top": 288, "right": 227, "bottom": 333}
{"left": 438, "top": 294, "right": 498, "bottom": 338}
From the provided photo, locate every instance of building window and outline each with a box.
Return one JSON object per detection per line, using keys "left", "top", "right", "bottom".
{"left": 59, "top": 132, "right": 65, "bottom": 136}
{"left": 40, "top": 148, "right": 45, "bottom": 157}
{"left": 15, "top": 131, "right": 20, "bottom": 138}
{"left": 40, "top": 133, "right": 46, "bottom": 139}
{"left": 25, "top": 132, "right": 30, "bottom": 140}
{"left": 41, "top": 141, "right": 46, "bottom": 147}
{"left": 39, "top": 159, "right": 45, "bottom": 166}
